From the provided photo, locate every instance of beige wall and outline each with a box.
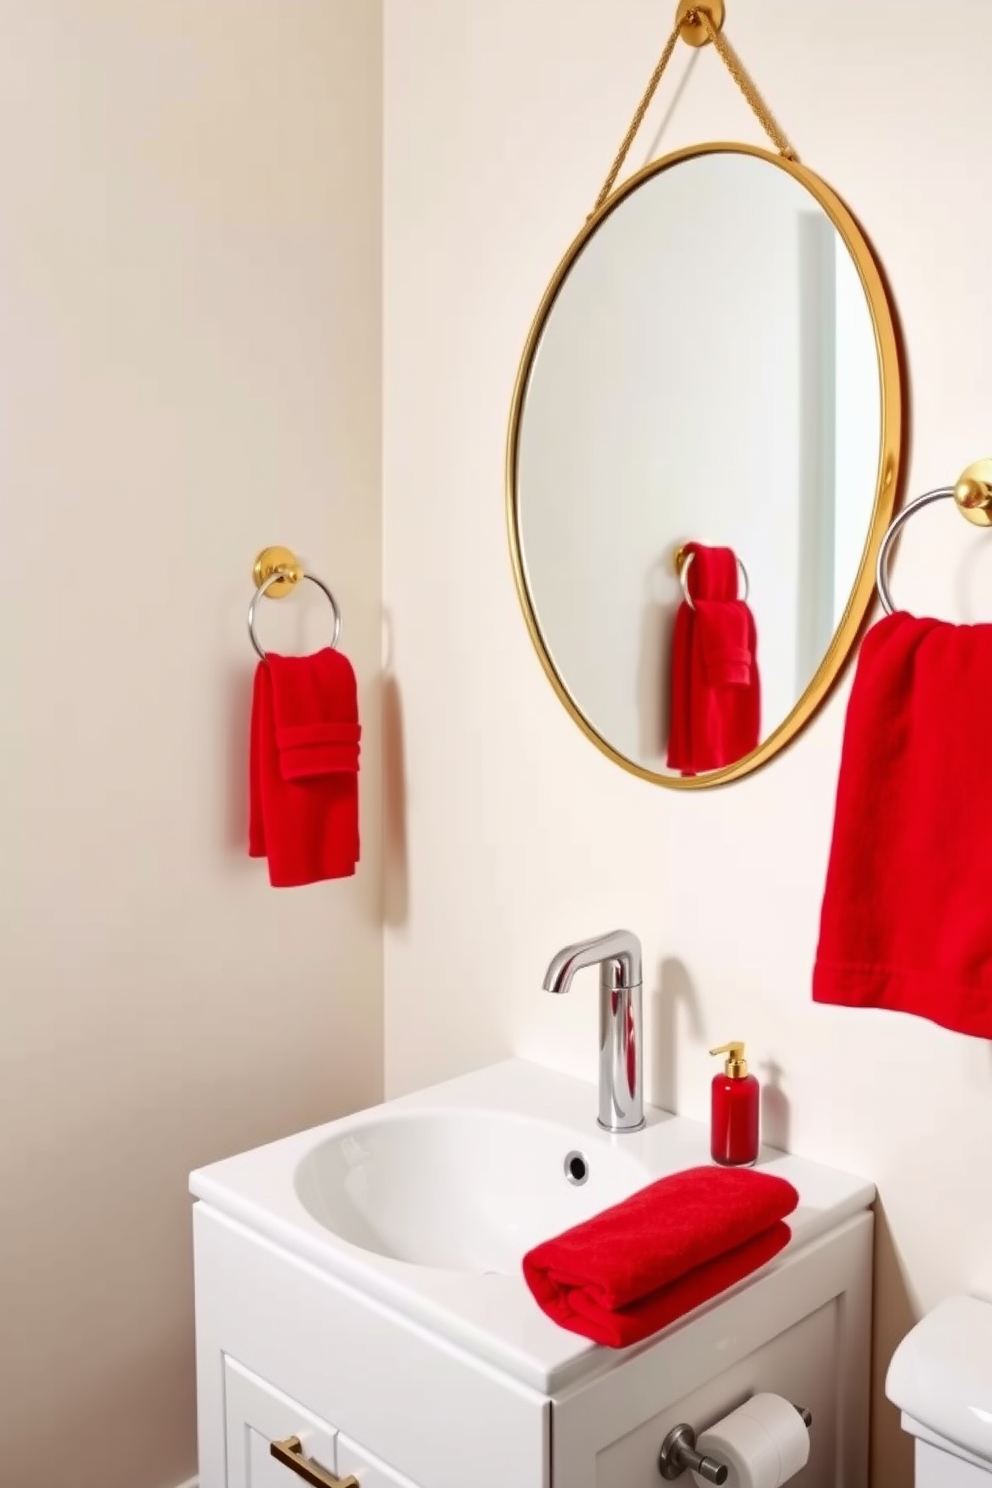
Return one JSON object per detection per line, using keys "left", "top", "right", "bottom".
{"left": 0, "top": 5, "right": 383, "bottom": 1487}
{"left": 383, "top": 2, "right": 992, "bottom": 1482}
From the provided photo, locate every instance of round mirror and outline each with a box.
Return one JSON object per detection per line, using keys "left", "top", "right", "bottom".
{"left": 507, "top": 144, "right": 902, "bottom": 787}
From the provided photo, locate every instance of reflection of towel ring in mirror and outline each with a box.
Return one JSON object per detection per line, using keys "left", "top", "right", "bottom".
{"left": 247, "top": 546, "right": 342, "bottom": 661}
{"left": 679, "top": 551, "right": 750, "bottom": 610}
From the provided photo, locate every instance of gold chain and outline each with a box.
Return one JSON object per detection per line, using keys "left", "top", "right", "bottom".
{"left": 590, "top": 20, "right": 683, "bottom": 218}
{"left": 591, "top": 8, "right": 797, "bottom": 218}
{"left": 699, "top": 9, "right": 797, "bottom": 162}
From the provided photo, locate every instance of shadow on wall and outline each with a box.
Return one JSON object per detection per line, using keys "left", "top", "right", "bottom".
{"left": 382, "top": 611, "right": 410, "bottom": 927}
{"left": 650, "top": 957, "right": 706, "bottom": 1113}
{"left": 638, "top": 50, "right": 701, "bottom": 169}
{"left": 226, "top": 664, "right": 256, "bottom": 855}
{"left": 760, "top": 1058, "right": 791, "bottom": 1151}
{"left": 870, "top": 1200, "right": 917, "bottom": 1485}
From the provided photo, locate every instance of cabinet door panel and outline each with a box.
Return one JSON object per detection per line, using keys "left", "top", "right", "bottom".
{"left": 225, "top": 1356, "right": 340, "bottom": 1488}
{"left": 551, "top": 1214, "right": 872, "bottom": 1488}
{"left": 592, "top": 1302, "right": 832, "bottom": 1487}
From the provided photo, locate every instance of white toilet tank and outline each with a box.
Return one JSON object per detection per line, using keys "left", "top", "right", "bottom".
{"left": 887, "top": 1294, "right": 992, "bottom": 1486}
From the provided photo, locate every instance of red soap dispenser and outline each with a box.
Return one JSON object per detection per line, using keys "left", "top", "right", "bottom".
{"left": 709, "top": 1041, "right": 759, "bottom": 1167}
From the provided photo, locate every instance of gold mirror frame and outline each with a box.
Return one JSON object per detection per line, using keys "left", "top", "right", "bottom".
{"left": 505, "top": 142, "right": 904, "bottom": 789}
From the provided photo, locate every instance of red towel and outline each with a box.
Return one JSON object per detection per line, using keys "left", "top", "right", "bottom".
{"left": 249, "top": 648, "right": 361, "bottom": 887}
{"left": 523, "top": 1166, "right": 797, "bottom": 1348}
{"left": 667, "top": 544, "right": 761, "bottom": 775}
{"left": 815, "top": 611, "right": 992, "bottom": 1037}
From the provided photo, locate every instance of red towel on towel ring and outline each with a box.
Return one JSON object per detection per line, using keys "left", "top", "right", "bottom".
{"left": 815, "top": 611, "right": 992, "bottom": 1038}
{"left": 522, "top": 1166, "right": 798, "bottom": 1348}
{"left": 249, "top": 648, "right": 361, "bottom": 887}
{"left": 667, "top": 543, "right": 761, "bottom": 776}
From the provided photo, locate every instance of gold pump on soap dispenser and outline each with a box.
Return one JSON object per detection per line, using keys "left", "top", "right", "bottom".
{"left": 709, "top": 1040, "right": 759, "bottom": 1166}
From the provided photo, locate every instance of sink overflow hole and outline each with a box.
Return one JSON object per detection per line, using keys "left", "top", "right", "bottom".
{"left": 564, "top": 1150, "right": 589, "bottom": 1186}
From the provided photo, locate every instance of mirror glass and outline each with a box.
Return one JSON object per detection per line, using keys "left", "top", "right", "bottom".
{"left": 510, "top": 147, "right": 899, "bottom": 786}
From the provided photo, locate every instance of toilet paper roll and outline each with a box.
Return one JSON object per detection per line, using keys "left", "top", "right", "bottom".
{"left": 692, "top": 1393, "right": 811, "bottom": 1488}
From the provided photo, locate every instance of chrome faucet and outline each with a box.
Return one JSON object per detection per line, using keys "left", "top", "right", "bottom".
{"left": 543, "top": 929, "right": 644, "bottom": 1133}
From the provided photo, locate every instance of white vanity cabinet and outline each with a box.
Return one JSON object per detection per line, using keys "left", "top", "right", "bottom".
{"left": 195, "top": 1205, "right": 871, "bottom": 1488}
{"left": 191, "top": 1061, "right": 875, "bottom": 1488}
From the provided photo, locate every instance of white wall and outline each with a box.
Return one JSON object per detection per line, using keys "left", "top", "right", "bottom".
{"left": 383, "top": 3, "right": 992, "bottom": 1482}
{"left": 0, "top": 6, "right": 383, "bottom": 1487}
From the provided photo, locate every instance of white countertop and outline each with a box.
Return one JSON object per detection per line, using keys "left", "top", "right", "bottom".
{"left": 190, "top": 1058, "right": 875, "bottom": 1393}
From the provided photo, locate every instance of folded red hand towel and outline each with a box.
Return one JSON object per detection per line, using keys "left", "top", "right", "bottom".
{"left": 696, "top": 599, "right": 754, "bottom": 686}
{"left": 249, "top": 648, "right": 360, "bottom": 887}
{"left": 667, "top": 544, "right": 761, "bottom": 776}
{"left": 815, "top": 611, "right": 992, "bottom": 1037}
{"left": 523, "top": 1166, "right": 798, "bottom": 1348}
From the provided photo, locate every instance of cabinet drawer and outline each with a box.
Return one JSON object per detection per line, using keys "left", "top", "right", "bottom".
{"left": 338, "top": 1434, "right": 420, "bottom": 1487}
{"left": 225, "top": 1357, "right": 340, "bottom": 1488}
{"left": 223, "top": 1357, "right": 420, "bottom": 1488}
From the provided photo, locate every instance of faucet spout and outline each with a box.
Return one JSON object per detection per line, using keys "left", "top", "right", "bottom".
{"left": 542, "top": 929, "right": 644, "bottom": 1133}
{"left": 543, "top": 928, "right": 642, "bottom": 996}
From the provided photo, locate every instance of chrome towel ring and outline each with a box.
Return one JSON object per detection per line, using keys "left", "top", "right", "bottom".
{"left": 876, "top": 488, "right": 954, "bottom": 616}
{"left": 676, "top": 548, "right": 750, "bottom": 609}
{"left": 247, "top": 545, "right": 342, "bottom": 661}
{"left": 876, "top": 459, "right": 992, "bottom": 616}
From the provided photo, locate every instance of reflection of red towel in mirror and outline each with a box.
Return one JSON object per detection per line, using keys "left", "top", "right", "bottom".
{"left": 666, "top": 543, "right": 761, "bottom": 776}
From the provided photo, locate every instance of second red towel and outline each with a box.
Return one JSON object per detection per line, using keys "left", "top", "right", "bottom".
{"left": 523, "top": 1166, "right": 798, "bottom": 1348}
{"left": 815, "top": 611, "right": 992, "bottom": 1038}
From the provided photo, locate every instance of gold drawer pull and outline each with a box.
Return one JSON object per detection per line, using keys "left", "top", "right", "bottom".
{"left": 270, "top": 1435, "right": 358, "bottom": 1488}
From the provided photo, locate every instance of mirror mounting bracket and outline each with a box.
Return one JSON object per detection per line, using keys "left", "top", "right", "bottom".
{"left": 676, "top": 0, "right": 726, "bottom": 49}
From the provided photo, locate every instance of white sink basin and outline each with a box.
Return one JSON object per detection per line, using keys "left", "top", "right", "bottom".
{"left": 190, "top": 1059, "right": 875, "bottom": 1392}
{"left": 294, "top": 1108, "right": 652, "bottom": 1272}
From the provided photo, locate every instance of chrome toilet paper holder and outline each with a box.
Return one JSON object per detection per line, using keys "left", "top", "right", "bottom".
{"left": 657, "top": 1405, "right": 813, "bottom": 1483}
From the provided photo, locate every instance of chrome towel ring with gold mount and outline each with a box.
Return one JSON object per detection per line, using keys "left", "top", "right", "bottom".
{"left": 247, "top": 545, "right": 342, "bottom": 661}
{"left": 876, "top": 459, "right": 992, "bottom": 615}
